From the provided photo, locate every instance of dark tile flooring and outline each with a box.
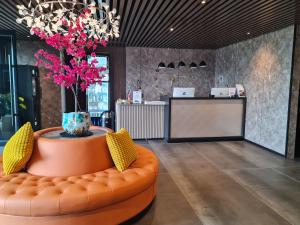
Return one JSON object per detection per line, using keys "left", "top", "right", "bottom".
{"left": 126, "top": 140, "right": 300, "bottom": 225}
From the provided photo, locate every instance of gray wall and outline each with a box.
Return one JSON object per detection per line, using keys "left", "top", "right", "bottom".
{"left": 215, "top": 26, "right": 294, "bottom": 155}
{"left": 16, "top": 41, "right": 58, "bottom": 65}
{"left": 126, "top": 47, "right": 215, "bottom": 100}
{"left": 16, "top": 41, "right": 62, "bottom": 128}
{"left": 287, "top": 25, "right": 300, "bottom": 159}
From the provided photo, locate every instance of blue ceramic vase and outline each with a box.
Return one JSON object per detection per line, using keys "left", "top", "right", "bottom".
{"left": 62, "top": 112, "right": 92, "bottom": 136}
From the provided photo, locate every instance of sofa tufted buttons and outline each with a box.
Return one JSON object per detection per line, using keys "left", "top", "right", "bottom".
{"left": 8, "top": 190, "right": 16, "bottom": 196}
{"left": 0, "top": 144, "right": 159, "bottom": 217}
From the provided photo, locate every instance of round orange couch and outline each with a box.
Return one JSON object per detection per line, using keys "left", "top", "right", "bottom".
{"left": 0, "top": 127, "right": 158, "bottom": 225}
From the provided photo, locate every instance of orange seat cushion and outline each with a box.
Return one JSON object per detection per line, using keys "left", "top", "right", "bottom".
{"left": 0, "top": 145, "right": 158, "bottom": 217}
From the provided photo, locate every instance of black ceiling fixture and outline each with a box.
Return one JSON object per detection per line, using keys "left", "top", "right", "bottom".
{"left": 158, "top": 62, "right": 166, "bottom": 69}
{"left": 199, "top": 61, "right": 207, "bottom": 68}
{"left": 167, "top": 62, "right": 175, "bottom": 69}
{"left": 178, "top": 61, "right": 186, "bottom": 68}
{"left": 5, "top": 0, "right": 299, "bottom": 48}
{"left": 189, "top": 62, "right": 198, "bottom": 69}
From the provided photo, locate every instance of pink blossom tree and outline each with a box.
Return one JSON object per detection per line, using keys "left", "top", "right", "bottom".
{"left": 16, "top": 1, "right": 120, "bottom": 113}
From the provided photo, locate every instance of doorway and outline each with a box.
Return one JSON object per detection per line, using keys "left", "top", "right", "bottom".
{"left": 295, "top": 84, "right": 300, "bottom": 158}
{"left": 0, "top": 32, "right": 18, "bottom": 146}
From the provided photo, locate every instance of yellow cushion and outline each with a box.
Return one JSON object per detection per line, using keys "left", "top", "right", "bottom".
{"left": 106, "top": 128, "right": 137, "bottom": 172}
{"left": 3, "top": 122, "right": 34, "bottom": 175}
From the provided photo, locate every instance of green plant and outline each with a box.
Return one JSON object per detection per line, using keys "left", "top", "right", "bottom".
{"left": 0, "top": 93, "right": 11, "bottom": 117}
{"left": 18, "top": 97, "right": 27, "bottom": 110}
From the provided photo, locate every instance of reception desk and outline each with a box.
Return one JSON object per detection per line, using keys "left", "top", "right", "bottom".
{"left": 164, "top": 98, "right": 246, "bottom": 142}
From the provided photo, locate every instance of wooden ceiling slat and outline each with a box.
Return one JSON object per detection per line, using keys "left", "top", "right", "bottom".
{"left": 132, "top": 0, "right": 173, "bottom": 46}
{"left": 120, "top": 0, "right": 142, "bottom": 43}
{"left": 119, "top": 0, "right": 134, "bottom": 38}
{"left": 190, "top": 1, "right": 296, "bottom": 42}
{"left": 157, "top": 0, "right": 295, "bottom": 48}
{"left": 149, "top": 0, "right": 237, "bottom": 47}
{"left": 112, "top": 0, "right": 118, "bottom": 11}
{"left": 174, "top": 18, "right": 294, "bottom": 49}
{"left": 0, "top": 4, "right": 31, "bottom": 35}
{"left": 1, "top": 0, "right": 298, "bottom": 48}
{"left": 141, "top": 0, "right": 195, "bottom": 47}
{"left": 124, "top": 0, "right": 151, "bottom": 44}
{"left": 141, "top": 0, "right": 223, "bottom": 47}
{"left": 135, "top": 0, "right": 187, "bottom": 47}
{"left": 183, "top": 2, "right": 296, "bottom": 48}
{"left": 156, "top": 0, "right": 262, "bottom": 48}
{"left": 126, "top": 0, "right": 159, "bottom": 45}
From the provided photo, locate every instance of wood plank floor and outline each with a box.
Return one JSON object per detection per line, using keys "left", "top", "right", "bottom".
{"left": 125, "top": 141, "right": 300, "bottom": 225}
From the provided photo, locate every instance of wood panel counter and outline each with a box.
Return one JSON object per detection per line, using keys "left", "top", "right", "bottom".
{"left": 164, "top": 97, "right": 246, "bottom": 142}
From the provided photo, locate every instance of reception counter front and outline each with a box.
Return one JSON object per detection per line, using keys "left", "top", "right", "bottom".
{"left": 164, "top": 98, "right": 246, "bottom": 142}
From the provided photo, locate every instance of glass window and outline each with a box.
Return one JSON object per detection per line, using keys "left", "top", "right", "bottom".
{"left": 87, "top": 55, "right": 110, "bottom": 117}
{"left": 0, "top": 34, "right": 18, "bottom": 145}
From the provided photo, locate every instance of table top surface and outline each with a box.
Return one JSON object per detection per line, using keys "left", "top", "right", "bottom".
{"left": 41, "top": 129, "right": 107, "bottom": 139}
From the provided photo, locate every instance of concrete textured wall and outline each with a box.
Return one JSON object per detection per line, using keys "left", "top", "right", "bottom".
{"left": 287, "top": 25, "right": 300, "bottom": 159}
{"left": 215, "top": 26, "right": 294, "bottom": 155}
{"left": 16, "top": 41, "right": 61, "bottom": 128}
{"left": 126, "top": 47, "right": 215, "bottom": 100}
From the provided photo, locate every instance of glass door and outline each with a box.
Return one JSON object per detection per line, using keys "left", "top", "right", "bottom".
{"left": 0, "top": 33, "right": 18, "bottom": 146}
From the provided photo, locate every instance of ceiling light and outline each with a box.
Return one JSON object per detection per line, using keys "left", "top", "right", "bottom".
{"left": 178, "top": 61, "right": 186, "bottom": 68}
{"left": 167, "top": 62, "right": 175, "bottom": 69}
{"left": 27, "top": 35, "right": 30, "bottom": 37}
{"left": 201, "top": 0, "right": 206, "bottom": 4}
{"left": 170, "top": 27, "right": 174, "bottom": 32}
{"left": 189, "top": 62, "right": 198, "bottom": 69}
{"left": 158, "top": 62, "right": 166, "bottom": 69}
{"left": 199, "top": 61, "right": 207, "bottom": 68}
{"left": 247, "top": 32, "right": 251, "bottom": 35}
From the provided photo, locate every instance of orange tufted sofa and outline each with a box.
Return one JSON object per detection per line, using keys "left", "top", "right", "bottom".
{"left": 0, "top": 127, "right": 159, "bottom": 225}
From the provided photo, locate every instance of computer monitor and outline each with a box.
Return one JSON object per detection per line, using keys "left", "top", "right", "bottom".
{"left": 173, "top": 87, "right": 195, "bottom": 98}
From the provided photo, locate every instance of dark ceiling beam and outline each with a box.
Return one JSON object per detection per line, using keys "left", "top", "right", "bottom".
{"left": 157, "top": 0, "right": 295, "bottom": 48}
{"left": 189, "top": 1, "right": 296, "bottom": 45}
{"left": 0, "top": 1, "right": 32, "bottom": 35}
{"left": 150, "top": 0, "right": 237, "bottom": 47}
{"left": 156, "top": 0, "right": 262, "bottom": 48}
{"left": 132, "top": 0, "right": 173, "bottom": 46}
{"left": 126, "top": 0, "right": 159, "bottom": 45}
{"left": 1, "top": 0, "right": 299, "bottom": 48}
{"left": 179, "top": 2, "right": 296, "bottom": 48}
{"left": 141, "top": 0, "right": 194, "bottom": 47}
{"left": 123, "top": 0, "right": 150, "bottom": 44}
{"left": 120, "top": 0, "right": 142, "bottom": 43}
{"left": 118, "top": 0, "right": 134, "bottom": 40}
{"left": 134, "top": 0, "right": 184, "bottom": 46}
{"left": 173, "top": 17, "right": 294, "bottom": 49}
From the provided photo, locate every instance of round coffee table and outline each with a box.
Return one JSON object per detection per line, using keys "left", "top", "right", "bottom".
{"left": 27, "top": 126, "right": 114, "bottom": 177}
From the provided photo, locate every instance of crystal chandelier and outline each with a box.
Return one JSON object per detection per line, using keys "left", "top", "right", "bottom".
{"left": 16, "top": 0, "right": 120, "bottom": 41}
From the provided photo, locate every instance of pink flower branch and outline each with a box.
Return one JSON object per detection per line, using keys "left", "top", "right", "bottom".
{"left": 33, "top": 12, "right": 107, "bottom": 112}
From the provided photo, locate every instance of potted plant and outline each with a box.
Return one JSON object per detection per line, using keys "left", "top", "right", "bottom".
{"left": 16, "top": 0, "right": 120, "bottom": 136}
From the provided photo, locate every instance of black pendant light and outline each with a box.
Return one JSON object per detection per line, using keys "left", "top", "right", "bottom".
{"left": 189, "top": 62, "right": 197, "bottom": 69}
{"left": 158, "top": 62, "right": 166, "bottom": 69}
{"left": 167, "top": 62, "right": 175, "bottom": 69}
{"left": 199, "top": 61, "right": 207, "bottom": 68}
{"left": 178, "top": 61, "right": 186, "bottom": 68}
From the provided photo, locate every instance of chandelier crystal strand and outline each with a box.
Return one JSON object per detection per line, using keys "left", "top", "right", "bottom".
{"left": 16, "top": 0, "right": 120, "bottom": 41}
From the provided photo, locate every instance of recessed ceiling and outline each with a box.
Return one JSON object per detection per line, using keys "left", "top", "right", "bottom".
{"left": 1, "top": 0, "right": 300, "bottom": 49}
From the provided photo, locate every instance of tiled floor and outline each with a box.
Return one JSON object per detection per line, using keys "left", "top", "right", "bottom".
{"left": 126, "top": 141, "right": 300, "bottom": 225}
